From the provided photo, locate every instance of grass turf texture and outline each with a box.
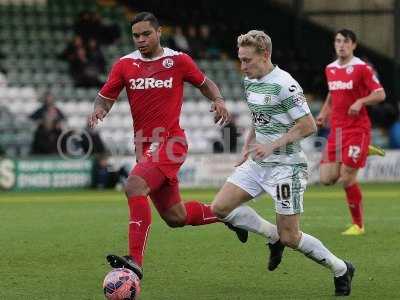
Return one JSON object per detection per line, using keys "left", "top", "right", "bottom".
{"left": 0, "top": 183, "right": 399, "bottom": 299}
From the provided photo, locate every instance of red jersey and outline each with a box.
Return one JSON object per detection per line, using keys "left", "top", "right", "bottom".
{"left": 325, "top": 56, "right": 383, "bottom": 132}
{"left": 99, "top": 47, "right": 206, "bottom": 138}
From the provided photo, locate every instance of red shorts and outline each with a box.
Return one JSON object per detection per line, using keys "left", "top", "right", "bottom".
{"left": 321, "top": 129, "right": 370, "bottom": 169}
{"left": 130, "top": 130, "right": 188, "bottom": 213}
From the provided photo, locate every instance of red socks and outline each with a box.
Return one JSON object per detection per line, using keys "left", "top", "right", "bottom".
{"left": 127, "top": 198, "right": 218, "bottom": 266}
{"left": 184, "top": 201, "right": 219, "bottom": 226}
{"left": 128, "top": 196, "right": 151, "bottom": 267}
{"left": 344, "top": 183, "right": 363, "bottom": 228}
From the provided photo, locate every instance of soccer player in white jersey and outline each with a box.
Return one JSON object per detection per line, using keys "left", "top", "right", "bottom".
{"left": 210, "top": 30, "right": 354, "bottom": 296}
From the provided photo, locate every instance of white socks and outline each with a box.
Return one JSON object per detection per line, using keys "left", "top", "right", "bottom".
{"left": 297, "top": 232, "right": 347, "bottom": 277}
{"left": 221, "top": 205, "right": 346, "bottom": 277}
{"left": 221, "top": 205, "right": 279, "bottom": 244}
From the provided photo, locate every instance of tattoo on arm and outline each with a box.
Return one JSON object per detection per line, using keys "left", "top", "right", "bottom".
{"left": 94, "top": 95, "right": 114, "bottom": 113}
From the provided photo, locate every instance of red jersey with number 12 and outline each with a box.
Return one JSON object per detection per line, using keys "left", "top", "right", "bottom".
{"left": 325, "top": 56, "right": 383, "bottom": 132}
{"left": 99, "top": 47, "right": 206, "bottom": 137}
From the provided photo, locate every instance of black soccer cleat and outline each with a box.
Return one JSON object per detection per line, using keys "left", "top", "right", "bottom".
{"left": 106, "top": 254, "right": 143, "bottom": 280}
{"left": 267, "top": 240, "right": 285, "bottom": 271}
{"left": 224, "top": 222, "right": 248, "bottom": 243}
{"left": 334, "top": 261, "right": 355, "bottom": 296}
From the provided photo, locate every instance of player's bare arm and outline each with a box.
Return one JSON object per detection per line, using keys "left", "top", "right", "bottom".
{"left": 247, "top": 114, "right": 317, "bottom": 160}
{"left": 88, "top": 95, "right": 115, "bottom": 128}
{"left": 348, "top": 89, "right": 386, "bottom": 116}
{"left": 235, "top": 125, "right": 256, "bottom": 167}
{"left": 316, "top": 93, "right": 331, "bottom": 127}
{"left": 198, "top": 77, "right": 231, "bottom": 124}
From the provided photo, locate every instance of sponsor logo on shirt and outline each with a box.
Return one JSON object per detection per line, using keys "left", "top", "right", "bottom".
{"left": 251, "top": 111, "right": 271, "bottom": 126}
{"left": 293, "top": 93, "right": 306, "bottom": 106}
{"left": 328, "top": 80, "right": 353, "bottom": 91}
{"left": 288, "top": 84, "right": 297, "bottom": 92}
{"left": 129, "top": 77, "right": 173, "bottom": 89}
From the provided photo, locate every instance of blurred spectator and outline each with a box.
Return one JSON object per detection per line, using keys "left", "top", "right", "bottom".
{"left": 159, "top": 25, "right": 174, "bottom": 49}
{"left": 74, "top": 11, "right": 120, "bottom": 45}
{"left": 389, "top": 121, "right": 400, "bottom": 148}
{"left": 172, "top": 26, "right": 190, "bottom": 53}
{"left": 91, "top": 154, "right": 123, "bottom": 189}
{"left": 70, "top": 47, "right": 104, "bottom": 87}
{"left": 31, "top": 116, "right": 62, "bottom": 155}
{"left": 213, "top": 114, "right": 239, "bottom": 153}
{"left": 0, "top": 71, "right": 7, "bottom": 87}
{"left": 198, "top": 25, "right": 221, "bottom": 59}
{"left": 60, "top": 35, "right": 84, "bottom": 63}
{"left": 87, "top": 38, "right": 106, "bottom": 74}
{"left": 30, "top": 91, "right": 66, "bottom": 123}
{"left": 77, "top": 126, "right": 114, "bottom": 189}
{"left": 274, "top": 49, "right": 321, "bottom": 94}
{"left": 0, "top": 49, "right": 6, "bottom": 74}
{"left": 186, "top": 25, "right": 202, "bottom": 59}
{"left": 60, "top": 35, "right": 106, "bottom": 87}
{"left": 96, "top": 13, "right": 121, "bottom": 45}
{"left": 74, "top": 11, "right": 101, "bottom": 42}
{"left": 81, "top": 126, "right": 107, "bottom": 155}
{"left": 368, "top": 101, "right": 399, "bottom": 129}
{"left": 0, "top": 49, "right": 7, "bottom": 87}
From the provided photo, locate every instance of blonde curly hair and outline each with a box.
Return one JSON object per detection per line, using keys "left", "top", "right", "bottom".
{"left": 237, "top": 30, "right": 272, "bottom": 54}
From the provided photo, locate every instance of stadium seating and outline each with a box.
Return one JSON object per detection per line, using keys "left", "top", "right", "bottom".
{"left": 4, "top": 1, "right": 387, "bottom": 157}
{"left": 0, "top": 1, "right": 254, "bottom": 155}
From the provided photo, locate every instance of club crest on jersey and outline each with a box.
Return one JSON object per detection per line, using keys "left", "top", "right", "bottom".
{"left": 264, "top": 94, "right": 271, "bottom": 104}
{"left": 162, "top": 58, "right": 174, "bottom": 68}
{"left": 346, "top": 66, "right": 354, "bottom": 74}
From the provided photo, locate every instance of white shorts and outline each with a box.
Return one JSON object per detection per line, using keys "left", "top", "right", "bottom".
{"left": 227, "top": 159, "right": 308, "bottom": 215}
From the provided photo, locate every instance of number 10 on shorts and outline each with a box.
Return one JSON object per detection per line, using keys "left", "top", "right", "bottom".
{"left": 276, "top": 183, "right": 291, "bottom": 209}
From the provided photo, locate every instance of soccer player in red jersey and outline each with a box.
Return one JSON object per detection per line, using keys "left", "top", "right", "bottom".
{"left": 88, "top": 12, "right": 245, "bottom": 279}
{"left": 317, "top": 29, "right": 386, "bottom": 235}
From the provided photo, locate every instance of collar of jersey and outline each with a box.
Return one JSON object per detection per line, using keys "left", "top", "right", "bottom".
{"left": 331, "top": 56, "right": 363, "bottom": 68}
{"left": 132, "top": 47, "right": 181, "bottom": 62}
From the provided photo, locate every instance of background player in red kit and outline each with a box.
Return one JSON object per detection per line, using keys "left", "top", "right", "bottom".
{"left": 88, "top": 12, "right": 245, "bottom": 279}
{"left": 316, "top": 29, "right": 386, "bottom": 235}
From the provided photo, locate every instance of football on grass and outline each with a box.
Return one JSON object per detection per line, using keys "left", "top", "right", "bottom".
{"left": 103, "top": 268, "right": 141, "bottom": 300}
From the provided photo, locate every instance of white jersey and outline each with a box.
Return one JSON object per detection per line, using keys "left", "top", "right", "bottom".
{"left": 243, "top": 66, "right": 311, "bottom": 166}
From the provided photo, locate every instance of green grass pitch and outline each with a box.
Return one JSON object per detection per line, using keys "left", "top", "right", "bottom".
{"left": 0, "top": 183, "right": 399, "bottom": 299}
